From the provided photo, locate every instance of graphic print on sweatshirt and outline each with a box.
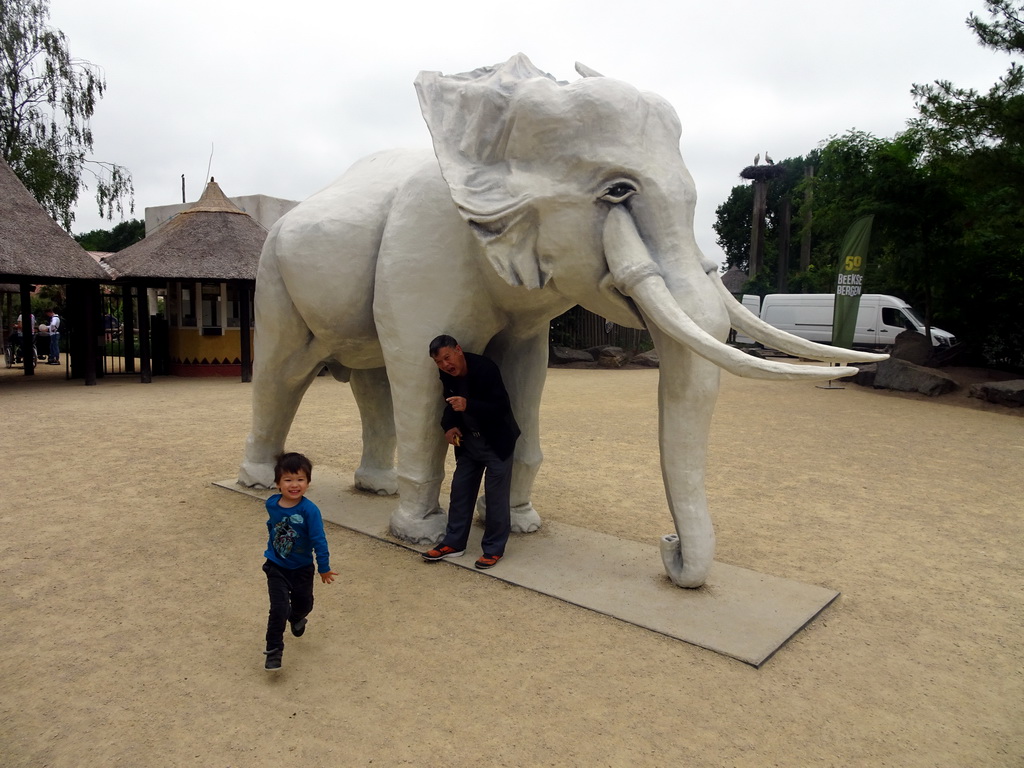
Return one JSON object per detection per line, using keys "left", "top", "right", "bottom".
{"left": 272, "top": 513, "right": 304, "bottom": 559}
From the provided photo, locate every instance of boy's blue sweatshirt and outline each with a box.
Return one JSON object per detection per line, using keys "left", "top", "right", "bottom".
{"left": 264, "top": 495, "right": 331, "bottom": 573}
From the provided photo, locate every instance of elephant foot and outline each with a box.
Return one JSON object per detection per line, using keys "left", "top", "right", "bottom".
{"left": 474, "top": 498, "right": 543, "bottom": 533}
{"left": 238, "top": 459, "right": 275, "bottom": 489}
{"left": 511, "top": 502, "right": 542, "bottom": 533}
{"left": 354, "top": 467, "right": 398, "bottom": 496}
{"left": 389, "top": 505, "right": 446, "bottom": 546}
{"left": 659, "top": 534, "right": 710, "bottom": 589}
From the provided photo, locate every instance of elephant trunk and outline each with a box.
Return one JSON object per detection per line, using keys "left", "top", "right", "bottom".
{"left": 603, "top": 206, "right": 729, "bottom": 587}
{"left": 601, "top": 206, "right": 880, "bottom": 588}
{"left": 646, "top": 321, "right": 718, "bottom": 587}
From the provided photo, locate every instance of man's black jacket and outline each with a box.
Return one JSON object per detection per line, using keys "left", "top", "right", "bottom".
{"left": 438, "top": 352, "right": 521, "bottom": 460}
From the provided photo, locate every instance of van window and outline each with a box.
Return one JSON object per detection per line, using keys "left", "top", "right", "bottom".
{"left": 903, "top": 305, "right": 925, "bottom": 325}
{"left": 882, "top": 307, "right": 916, "bottom": 330}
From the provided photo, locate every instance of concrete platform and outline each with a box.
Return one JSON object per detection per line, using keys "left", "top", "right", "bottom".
{"left": 216, "top": 468, "right": 838, "bottom": 667}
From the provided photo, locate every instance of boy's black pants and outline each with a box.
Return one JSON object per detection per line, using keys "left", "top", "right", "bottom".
{"left": 263, "top": 559, "right": 314, "bottom": 652}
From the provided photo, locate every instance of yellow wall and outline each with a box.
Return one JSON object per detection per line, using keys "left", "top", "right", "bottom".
{"left": 169, "top": 327, "right": 254, "bottom": 364}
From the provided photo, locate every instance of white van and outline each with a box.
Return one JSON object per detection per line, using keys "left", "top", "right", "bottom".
{"left": 732, "top": 295, "right": 761, "bottom": 345}
{"left": 735, "top": 293, "right": 955, "bottom": 349}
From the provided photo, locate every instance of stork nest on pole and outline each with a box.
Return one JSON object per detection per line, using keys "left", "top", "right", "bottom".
{"left": 740, "top": 164, "right": 786, "bottom": 182}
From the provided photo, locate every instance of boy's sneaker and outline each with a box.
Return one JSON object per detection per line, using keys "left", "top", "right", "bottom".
{"left": 263, "top": 649, "right": 283, "bottom": 671}
{"left": 475, "top": 553, "right": 502, "bottom": 570}
{"left": 290, "top": 617, "right": 308, "bottom": 637}
{"left": 422, "top": 545, "right": 464, "bottom": 561}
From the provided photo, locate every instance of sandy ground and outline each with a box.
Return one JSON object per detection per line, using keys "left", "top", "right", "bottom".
{"left": 1, "top": 360, "right": 1021, "bottom": 767}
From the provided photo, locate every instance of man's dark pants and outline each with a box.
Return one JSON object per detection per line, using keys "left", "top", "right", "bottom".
{"left": 263, "top": 559, "right": 314, "bottom": 652}
{"left": 442, "top": 434, "right": 512, "bottom": 556}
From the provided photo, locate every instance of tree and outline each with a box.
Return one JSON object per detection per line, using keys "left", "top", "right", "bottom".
{"left": 0, "top": 0, "right": 133, "bottom": 231}
{"left": 816, "top": 131, "right": 966, "bottom": 334}
{"left": 74, "top": 218, "right": 145, "bottom": 252}
{"left": 912, "top": 1, "right": 1024, "bottom": 155}
{"left": 909, "top": 0, "right": 1024, "bottom": 367}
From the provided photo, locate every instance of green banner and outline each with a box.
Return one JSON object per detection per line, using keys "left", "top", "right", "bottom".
{"left": 832, "top": 215, "right": 874, "bottom": 348}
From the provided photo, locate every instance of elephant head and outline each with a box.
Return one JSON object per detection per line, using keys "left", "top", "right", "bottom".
{"left": 415, "top": 55, "right": 885, "bottom": 586}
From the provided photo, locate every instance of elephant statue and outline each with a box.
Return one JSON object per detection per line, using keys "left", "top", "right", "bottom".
{"left": 239, "top": 54, "right": 886, "bottom": 588}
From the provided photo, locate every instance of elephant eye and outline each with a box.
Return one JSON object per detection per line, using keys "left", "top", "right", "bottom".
{"left": 600, "top": 181, "right": 638, "bottom": 204}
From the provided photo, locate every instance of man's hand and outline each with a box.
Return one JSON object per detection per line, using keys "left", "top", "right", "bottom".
{"left": 445, "top": 427, "right": 463, "bottom": 446}
{"left": 320, "top": 570, "right": 338, "bottom": 584}
{"left": 445, "top": 396, "right": 467, "bottom": 412}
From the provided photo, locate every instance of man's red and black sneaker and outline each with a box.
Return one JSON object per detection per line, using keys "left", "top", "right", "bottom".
{"left": 421, "top": 545, "right": 465, "bottom": 561}
{"left": 474, "top": 553, "right": 502, "bottom": 570}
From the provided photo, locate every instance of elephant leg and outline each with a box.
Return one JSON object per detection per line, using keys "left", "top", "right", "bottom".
{"left": 239, "top": 265, "right": 326, "bottom": 488}
{"left": 476, "top": 330, "right": 548, "bottom": 533}
{"left": 383, "top": 357, "right": 449, "bottom": 546}
{"left": 349, "top": 367, "right": 398, "bottom": 495}
{"left": 240, "top": 351, "right": 324, "bottom": 488}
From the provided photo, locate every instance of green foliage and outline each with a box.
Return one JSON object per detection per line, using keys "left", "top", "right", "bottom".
{"left": 711, "top": 2, "right": 1024, "bottom": 369}
{"left": 712, "top": 183, "right": 753, "bottom": 268}
{"left": 906, "top": 0, "right": 1024, "bottom": 366}
{"left": 74, "top": 218, "right": 145, "bottom": 252}
{"left": 0, "top": 0, "right": 133, "bottom": 231}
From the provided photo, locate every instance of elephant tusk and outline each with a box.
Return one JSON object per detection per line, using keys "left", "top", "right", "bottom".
{"left": 709, "top": 276, "right": 890, "bottom": 364}
{"left": 603, "top": 208, "right": 861, "bottom": 381}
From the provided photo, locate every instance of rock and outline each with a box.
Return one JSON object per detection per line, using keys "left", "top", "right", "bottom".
{"left": 631, "top": 350, "right": 660, "bottom": 368}
{"left": 849, "top": 363, "right": 877, "bottom": 388}
{"left": 968, "top": 379, "right": 1024, "bottom": 407}
{"left": 891, "top": 330, "right": 933, "bottom": 366}
{"left": 873, "top": 358, "right": 958, "bottom": 396}
{"left": 549, "top": 346, "right": 594, "bottom": 365}
{"left": 596, "top": 346, "right": 632, "bottom": 368}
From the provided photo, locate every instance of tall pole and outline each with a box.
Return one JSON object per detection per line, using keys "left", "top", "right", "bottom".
{"left": 749, "top": 180, "right": 767, "bottom": 279}
{"left": 740, "top": 159, "right": 785, "bottom": 282}
{"left": 138, "top": 286, "right": 152, "bottom": 384}
{"left": 239, "top": 281, "right": 252, "bottom": 383}
{"left": 800, "top": 165, "right": 814, "bottom": 273}
{"left": 777, "top": 196, "right": 791, "bottom": 292}
{"left": 19, "top": 282, "right": 34, "bottom": 375}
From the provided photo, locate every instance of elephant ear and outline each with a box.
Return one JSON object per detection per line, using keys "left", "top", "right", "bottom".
{"left": 415, "top": 53, "right": 559, "bottom": 289}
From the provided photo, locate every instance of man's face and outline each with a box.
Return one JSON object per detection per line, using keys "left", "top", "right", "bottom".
{"left": 432, "top": 345, "right": 468, "bottom": 377}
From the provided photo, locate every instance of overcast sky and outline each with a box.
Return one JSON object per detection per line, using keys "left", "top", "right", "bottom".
{"left": 49, "top": 0, "right": 1011, "bottom": 266}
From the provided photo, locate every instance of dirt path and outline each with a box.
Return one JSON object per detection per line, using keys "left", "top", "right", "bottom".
{"left": 1, "top": 365, "right": 1020, "bottom": 767}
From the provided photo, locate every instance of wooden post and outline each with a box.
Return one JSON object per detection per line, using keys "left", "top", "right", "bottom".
{"left": 138, "top": 287, "right": 152, "bottom": 383}
{"left": 123, "top": 285, "right": 136, "bottom": 374}
{"left": 800, "top": 165, "right": 814, "bottom": 272}
{"left": 19, "top": 282, "right": 34, "bottom": 376}
{"left": 777, "top": 196, "right": 791, "bottom": 292}
{"left": 749, "top": 180, "right": 768, "bottom": 278}
{"left": 239, "top": 281, "right": 252, "bottom": 383}
{"left": 83, "top": 282, "right": 98, "bottom": 385}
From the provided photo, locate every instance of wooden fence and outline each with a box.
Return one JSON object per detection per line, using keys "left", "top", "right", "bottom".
{"left": 549, "top": 306, "right": 651, "bottom": 351}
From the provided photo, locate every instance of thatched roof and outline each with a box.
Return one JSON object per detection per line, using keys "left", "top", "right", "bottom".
{"left": 0, "top": 157, "right": 107, "bottom": 281}
{"left": 102, "top": 178, "right": 268, "bottom": 281}
{"left": 720, "top": 266, "right": 749, "bottom": 293}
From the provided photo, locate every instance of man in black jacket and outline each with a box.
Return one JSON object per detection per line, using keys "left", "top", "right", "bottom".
{"left": 422, "top": 334, "right": 520, "bottom": 569}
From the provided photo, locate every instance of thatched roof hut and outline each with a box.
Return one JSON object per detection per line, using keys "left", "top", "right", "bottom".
{"left": 100, "top": 178, "right": 267, "bottom": 381}
{"left": 1, "top": 157, "right": 105, "bottom": 383}
{"left": 0, "top": 158, "right": 106, "bottom": 281}
{"left": 721, "top": 266, "right": 749, "bottom": 294}
{"left": 102, "top": 178, "right": 267, "bottom": 281}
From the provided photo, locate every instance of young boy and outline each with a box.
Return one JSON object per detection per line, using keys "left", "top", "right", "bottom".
{"left": 262, "top": 452, "right": 336, "bottom": 671}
